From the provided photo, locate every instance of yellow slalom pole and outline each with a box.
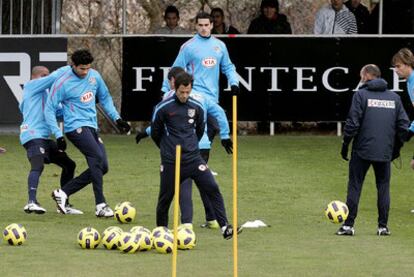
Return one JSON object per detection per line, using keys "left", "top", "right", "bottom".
{"left": 172, "top": 145, "right": 181, "bottom": 277}
{"left": 232, "top": 95, "right": 238, "bottom": 277}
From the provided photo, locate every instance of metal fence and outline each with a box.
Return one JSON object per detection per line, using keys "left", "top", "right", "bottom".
{"left": 0, "top": 0, "right": 61, "bottom": 34}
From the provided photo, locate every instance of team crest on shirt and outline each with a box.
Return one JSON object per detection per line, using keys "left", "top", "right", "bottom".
{"left": 80, "top": 91, "right": 94, "bottom": 103}
{"left": 213, "top": 46, "right": 221, "bottom": 53}
{"left": 202, "top": 57, "right": 217, "bottom": 68}
{"left": 188, "top": 109, "right": 195, "bottom": 118}
{"left": 88, "top": 77, "right": 96, "bottom": 85}
{"left": 39, "top": 147, "right": 45, "bottom": 154}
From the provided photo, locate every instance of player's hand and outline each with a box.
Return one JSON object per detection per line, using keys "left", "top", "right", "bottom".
{"left": 341, "top": 143, "right": 349, "bottom": 161}
{"left": 221, "top": 139, "right": 233, "bottom": 154}
{"left": 231, "top": 85, "right": 239, "bottom": 95}
{"left": 57, "top": 137, "right": 67, "bottom": 152}
{"left": 116, "top": 118, "right": 131, "bottom": 133}
{"left": 135, "top": 131, "right": 149, "bottom": 144}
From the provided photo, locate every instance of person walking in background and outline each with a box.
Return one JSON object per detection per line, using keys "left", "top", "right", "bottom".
{"left": 338, "top": 64, "right": 409, "bottom": 236}
{"left": 45, "top": 49, "right": 131, "bottom": 217}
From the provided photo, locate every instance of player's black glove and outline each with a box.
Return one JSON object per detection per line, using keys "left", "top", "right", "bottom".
{"left": 57, "top": 137, "right": 67, "bottom": 152}
{"left": 135, "top": 131, "right": 149, "bottom": 144}
{"left": 221, "top": 139, "right": 233, "bottom": 154}
{"left": 341, "top": 136, "right": 352, "bottom": 161}
{"left": 116, "top": 118, "right": 131, "bottom": 133}
{"left": 231, "top": 85, "right": 239, "bottom": 95}
{"left": 341, "top": 143, "right": 349, "bottom": 161}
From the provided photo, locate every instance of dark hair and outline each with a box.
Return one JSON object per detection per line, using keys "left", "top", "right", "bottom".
{"left": 71, "top": 49, "right": 94, "bottom": 66}
{"left": 174, "top": 72, "right": 193, "bottom": 89}
{"left": 211, "top": 8, "right": 224, "bottom": 17}
{"left": 392, "top": 48, "right": 414, "bottom": 68}
{"left": 164, "top": 5, "right": 179, "bottom": 18}
{"left": 196, "top": 11, "right": 213, "bottom": 23}
{"left": 362, "top": 64, "right": 381, "bottom": 78}
{"left": 261, "top": 0, "right": 279, "bottom": 11}
{"left": 167, "top": 67, "right": 185, "bottom": 81}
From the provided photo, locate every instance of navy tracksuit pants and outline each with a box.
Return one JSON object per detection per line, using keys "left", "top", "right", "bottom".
{"left": 156, "top": 158, "right": 228, "bottom": 228}
{"left": 344, "top": 153, "right": 390, "bottom": 228}
{"left": 62, "top": 127, "right": 108, "bottom": 205}
{"left": 179, "top": 150, "right": 216, "bottom": 224}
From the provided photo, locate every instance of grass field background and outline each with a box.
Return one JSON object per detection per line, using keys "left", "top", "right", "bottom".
{"left": 1, "top": 135, "right": 414, "bottom": 276}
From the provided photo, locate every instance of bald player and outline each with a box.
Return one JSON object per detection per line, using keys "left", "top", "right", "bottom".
{"left": 19, "top": 65, "right": 82, "bottom": 214}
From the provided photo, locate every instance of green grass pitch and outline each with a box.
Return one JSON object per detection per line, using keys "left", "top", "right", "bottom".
{"left": 1, "top": 135, "right": 414, "bottom": 276}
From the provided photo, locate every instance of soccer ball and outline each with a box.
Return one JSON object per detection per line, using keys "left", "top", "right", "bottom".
{"left": 130, "top": 225, "right": 151, "bottom": 235}
{"left": 151, "top": 226, "right": 171, "bottom": 240}
{"left": 177, "top": 227, "right": 196, "bottom": 250}
{"left": 114, "top": 202, "right": 136, "bottom": 223}
{"left": 117, "top": 232, "right": 140, "bottom": 253}
{"left": 3, "top": 223, "right": 27, "bottom": 246}
{"left": 77, "top": 227, "right": 101, "bottom": 249}
{"left": 102, "top": 227, "right": 122, "bottom": 250}
{"left": 136, "top": 231, "right": 152, "bottom": 251}
{"left": 104, "top": 226, "right": 123, "bottom": 234}
{"left": 325, "top": 200, "right": 349, "bottom": 224}
{"left": 153, "top": 232, "right": 174, "bottom": 254}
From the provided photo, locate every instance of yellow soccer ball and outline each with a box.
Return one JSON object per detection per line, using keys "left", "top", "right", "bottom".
{"left": 102, "top": 227, "right": 122, "bottom": 250}
{"left": 130, "top": 225, "right": 151, "bottom": 235}
{"left": 3, "top": 223, "right": 27, "bottom": 246}
{"left": 325, "top": 200, "right": 349, "bottom": 224}
{"left": 114, "top": 202, "right": 136, "bottom": 223}
{"left": 153, "top": 232, "right": 174, "bottom": 254}
{"left": 117, "top": 232, "right": 140, "bottom": 253}
{"left": 177, "top": 227, "right": 196, "bottom": 250}
{"left": 77, "top": 227, "right": 101, "bottom": 249}
{"left": 136, "top": 231, "right": 153, "bottom": 251}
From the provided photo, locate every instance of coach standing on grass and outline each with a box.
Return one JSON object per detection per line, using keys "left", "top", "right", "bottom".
{"left": 337, "top": 64, "right": 409, "bottom": 236}
{"left": 152, "top": 72, "right": 236, "bottom": 239}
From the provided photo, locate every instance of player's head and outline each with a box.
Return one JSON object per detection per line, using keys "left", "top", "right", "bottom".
{"left": 211, "top": 8, "right": 224, "bottom": 28}
{"left": 392, "top": 48, "right": 414, "bottom": 79}
{"left": 174, "top": 72, "right": 193, "bottom": 103}
{"left": 195, "top": 11, "right": 213, "bottom": 38}
{"left": 31, "top": 66, "right": 49, "bottom": 80}
{"left": 168, "top": 67, "right": 185, "bottom": 90}
{"left": 261, "top": 0, "right": 279, "bottom": 19}
{"left": 360, "top": 64, "right": 381, "bottom": 83}
{"left": 71, "top": 49, "right": 94, "bottom": 78}
{"left": 330, "top": 0, "right": 344, "bottom": 12}
{"left": 164, "top": 5, "right": 180, "bottom": 29}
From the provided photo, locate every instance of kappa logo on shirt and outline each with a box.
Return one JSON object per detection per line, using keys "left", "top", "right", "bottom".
{"left": 20, "top": 124, "right": 28, "bottom": 132}
{"left": 88, "top": 77, "right": 96, "bottom": 85}
{"left": 80, "top": 91, "right": 94, "bottom": 103}
{"left": 202, "top": 57, "right": 217, "bottom": 68}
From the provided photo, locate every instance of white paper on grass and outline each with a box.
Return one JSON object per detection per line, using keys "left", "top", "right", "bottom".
{"left": 241, "top": 220, "right": 269, "bottom": 228}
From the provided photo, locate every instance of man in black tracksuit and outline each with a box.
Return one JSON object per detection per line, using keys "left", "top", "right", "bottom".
{"left": 151, "top": 71, "right": 236, "bottom": 239}
{"left": 338, "top": 64, "right": 409, "bottom": 236}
